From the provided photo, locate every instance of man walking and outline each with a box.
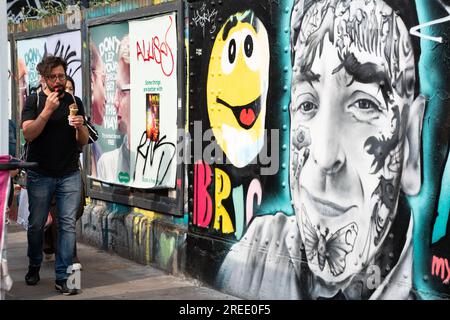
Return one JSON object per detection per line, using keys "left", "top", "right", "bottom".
{"left": 21, "top": 56, "right": 89, "bottom": 295}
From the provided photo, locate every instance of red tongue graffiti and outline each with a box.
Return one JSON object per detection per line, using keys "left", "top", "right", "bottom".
{"left": 239, "top": 108, "right": 256, "bottom": 127}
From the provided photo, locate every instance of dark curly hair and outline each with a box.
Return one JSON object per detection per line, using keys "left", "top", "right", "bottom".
{"left": 36, "top": 55, "right": 68, "bottom": 77}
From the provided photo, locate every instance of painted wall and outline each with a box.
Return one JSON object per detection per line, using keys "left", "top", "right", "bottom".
{"left": 186, "top": 0, "right": 450, "bottom": 300}
{"left": 8, "top": 0, "right": 449, "bottom": 300}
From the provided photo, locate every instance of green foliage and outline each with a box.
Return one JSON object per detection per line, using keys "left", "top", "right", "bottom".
{"left": 12, "top": 0, "right": 122, "bottom": 23}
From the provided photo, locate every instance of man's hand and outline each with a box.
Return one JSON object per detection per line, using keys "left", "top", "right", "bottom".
{"left": 70, "top": 115, "right": 85, "bottom": 130}
{"left": 45, "top": 92, "right": 60, "bottom": 112}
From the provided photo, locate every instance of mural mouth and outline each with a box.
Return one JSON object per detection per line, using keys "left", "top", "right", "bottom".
{"left": 216, "top": 97, "right": 262, "bottom": 130}
{"left": 301, "top": 188, "right": 357, "bottom": 218}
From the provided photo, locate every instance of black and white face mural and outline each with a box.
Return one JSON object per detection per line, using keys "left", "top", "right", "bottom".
{"left": 289, "top": 0, "right": 426, "bottom": 283}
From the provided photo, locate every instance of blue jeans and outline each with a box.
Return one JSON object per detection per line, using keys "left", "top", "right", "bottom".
{"left": 26, "top": 170, "right": 81, "bottom": 281}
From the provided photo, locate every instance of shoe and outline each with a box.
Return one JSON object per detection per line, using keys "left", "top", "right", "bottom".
{"left": 25, "top": 265, "right": 40, "bottom": 285}
{"left": 55, "top": 279, "right": 79, "bottom": 295}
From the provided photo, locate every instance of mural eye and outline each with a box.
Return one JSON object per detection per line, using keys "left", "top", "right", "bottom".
{"left": 229, "top": 39, "right": 237, "bottom": 64}
{"left": 356, "top": 99, "right": 378, "bottom": 110}
{"left": 298, "top": 101, "right": 318, "bottom": 121}
{"left": 244, "top": 35, "right": 253, "bottom": 57}
{"left": 348, "top": 98, "right": 382, "bottom": 122}
{"left": 300, "top": 101, "right": 317, "bottom": 113}
{"left": 221, "top": 36, "right": 239, "bottom": 75}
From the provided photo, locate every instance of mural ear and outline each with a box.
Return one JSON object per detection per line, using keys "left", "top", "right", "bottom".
{"left": 401, "top": 94, "right": 426, "bottom": 196}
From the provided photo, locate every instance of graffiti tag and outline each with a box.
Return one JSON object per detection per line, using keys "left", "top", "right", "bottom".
{"left": 192, "top": 3, "right": 218, "bottom": 36}
{"left": 134, "top": 131, "right": 176, "bottom": 187}
{"left": 432, "top": 255, "right": 450, "bottom": 284}
{"left": 136, "top": 16, "right": 175, "bottom": 77}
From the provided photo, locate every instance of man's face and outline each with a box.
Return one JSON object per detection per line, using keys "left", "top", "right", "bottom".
{"left": 45, "top": 65, "right": 67, "bottom": 96}
{"left": 289, "top": 0, "right": 419, "bottom": 283}
{"left": 114, "top": 59, "right": 130, "bottom": 137}
{"left": 91, "top": 57, "right": 106, "bottom": 125}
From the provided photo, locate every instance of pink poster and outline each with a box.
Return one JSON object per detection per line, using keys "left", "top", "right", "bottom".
{"left": 0, "top": 155, "right": 11, "bottom": 262}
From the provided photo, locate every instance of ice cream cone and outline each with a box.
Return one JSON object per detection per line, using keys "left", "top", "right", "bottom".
{"left": 68, "top": 104, "right": 78, "bottom": 126}
{"left": 69, "top": 104, "right": 78, "bottom": 116}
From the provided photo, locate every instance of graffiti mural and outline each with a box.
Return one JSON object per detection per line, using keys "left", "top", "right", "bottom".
{"left": 189, "top": 0, "right": 287, "bottom": 245}
{"left": 188, "top": 0, "right": 450, "bottom": 299}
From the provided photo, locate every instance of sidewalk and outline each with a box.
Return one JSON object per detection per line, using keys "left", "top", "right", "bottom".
{"left": 4, "top": 222, "right": 239, "bottom": 300}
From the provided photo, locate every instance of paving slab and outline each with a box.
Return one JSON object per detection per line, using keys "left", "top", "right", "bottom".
{"left": 4, "top": 223, "right": 238, "bottom": 301}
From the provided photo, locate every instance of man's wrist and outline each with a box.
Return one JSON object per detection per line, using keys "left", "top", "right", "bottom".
{"left": 38, "top": 114, "right": 49, "bottom": 122}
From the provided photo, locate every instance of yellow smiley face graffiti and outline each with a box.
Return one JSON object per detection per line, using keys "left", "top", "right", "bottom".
{"left": 207, "top": 11, "right": 270, "bottom": 168}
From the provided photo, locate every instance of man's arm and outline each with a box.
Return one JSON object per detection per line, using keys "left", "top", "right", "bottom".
{"left": 22, "top": 92, "right": 60, "bottom": 142}
{"left": 75, "top": 122, "right": 89, "bottom": 146}
{"left": 72, "top": 98, "right": 89, "bottom": 146}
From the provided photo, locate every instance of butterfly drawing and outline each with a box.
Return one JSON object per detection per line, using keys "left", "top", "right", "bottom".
{"left": 301, "top": 206, "right": 359, "bottom": 277}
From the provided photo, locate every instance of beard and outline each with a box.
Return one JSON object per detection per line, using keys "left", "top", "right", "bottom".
{"left": 47, "top": 81, "right": 65, "bottom": 97}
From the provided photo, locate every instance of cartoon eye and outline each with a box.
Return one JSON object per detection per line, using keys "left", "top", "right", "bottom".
{"left": 242, "top": 31, "right": 260, "bottom": 71}
{"left": 229, "top": 39, "right": 237, "bottom": 64}
{"left": 221, "top": 36, "right": 239, "bottom": 74}
{"left": 244, "top": 35, "right": 253, "bottom": 57}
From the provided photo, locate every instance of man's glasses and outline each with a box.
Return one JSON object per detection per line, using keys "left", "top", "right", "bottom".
{"left": 47, "top": 74, "right": 66, "bottom": 82}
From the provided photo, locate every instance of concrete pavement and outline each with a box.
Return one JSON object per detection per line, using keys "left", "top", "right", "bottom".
{"left": 4, "top": 222, "right": 239, "bottom": 300}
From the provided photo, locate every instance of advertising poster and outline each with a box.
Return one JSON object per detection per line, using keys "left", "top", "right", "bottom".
{"left": 129, "top": 13, "right": 178, "bottom": 189}
{"left": 89, "top": 23, "right": 129, "bottom": 182}
{"left": 16, "top": 30, "right": 83, "bottom": 115}
{"left": 16, "top": 30, "right": 82, "bottom": 158}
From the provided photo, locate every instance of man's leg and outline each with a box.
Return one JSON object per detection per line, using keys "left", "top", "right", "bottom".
{"left": 26, "top": 171, "right": 54, "bottom": 284}
{"left": 54, "top": 171, "right": 81, "bottom": 282}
